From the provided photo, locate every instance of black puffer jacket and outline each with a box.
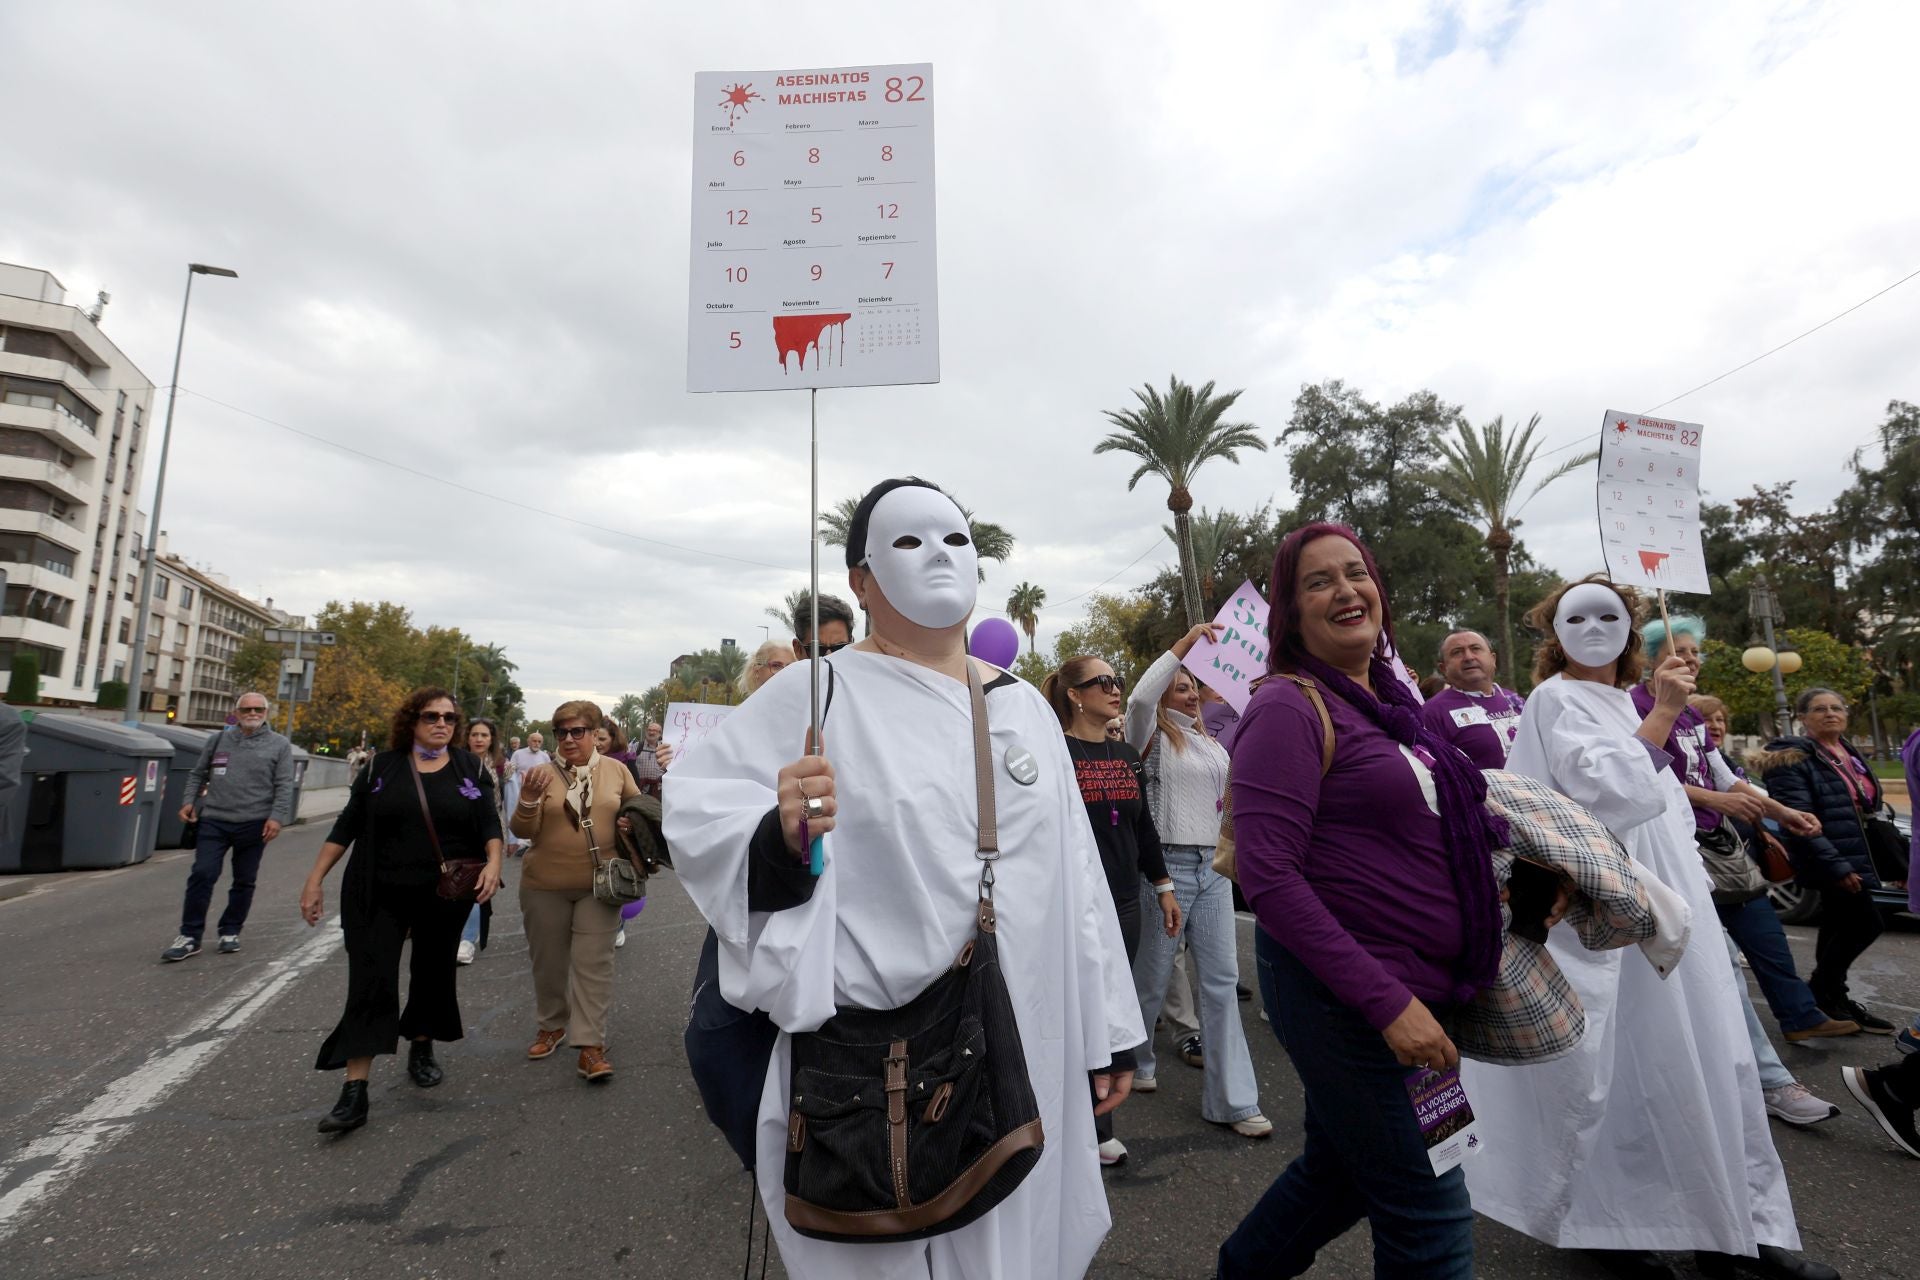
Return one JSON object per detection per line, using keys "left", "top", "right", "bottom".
{"left": 1751, "top": 736, "right": 1883, "bottom": 888}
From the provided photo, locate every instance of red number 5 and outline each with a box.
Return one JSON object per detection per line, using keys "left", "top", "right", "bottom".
{"left": 729, "top": 331, "right": 742, "bottom": 349}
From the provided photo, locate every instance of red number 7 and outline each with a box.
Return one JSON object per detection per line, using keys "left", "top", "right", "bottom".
{"left": 882, "top": 261, "right": 894, "bottom": 279}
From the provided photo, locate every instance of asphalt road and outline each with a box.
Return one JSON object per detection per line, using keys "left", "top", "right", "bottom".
{"left": 1, "top": 824, "right": 1914, "bottom": 1280}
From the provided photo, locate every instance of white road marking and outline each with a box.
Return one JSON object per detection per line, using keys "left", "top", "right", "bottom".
{"left": 0, "top": 918, "right": 342, "bottom": 1241}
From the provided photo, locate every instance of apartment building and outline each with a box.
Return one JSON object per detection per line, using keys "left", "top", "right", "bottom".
{"left": 135, "top": 539, "right": 288, "bottom": 726}
{"left": 0, "top": 262, "right": 153, "bottom": 702}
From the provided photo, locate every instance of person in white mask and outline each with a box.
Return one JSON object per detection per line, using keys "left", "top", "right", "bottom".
{"left": 1462, "top": 576, "right": 1837, "bottom": 1280}
{"left": 664, "top": 477, "right": 1145, "bottom": 1280}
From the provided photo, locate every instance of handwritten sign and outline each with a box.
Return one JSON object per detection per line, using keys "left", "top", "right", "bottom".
{"left": 1185, "top": 580, "right": 1270, "bottom": 714}
{"left": 1596, "top": 409, "right": 1709, "bottom": 593}
{"left": 664, "top": 702, "right": 737, "bottom": 765}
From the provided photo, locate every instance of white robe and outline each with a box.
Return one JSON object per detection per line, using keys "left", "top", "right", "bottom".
{"left": 1462, "top": 674, "right": 1799, "bottom": 1254}
{"left": 662, "top": 651, "right": 1146, "bottom": 1280}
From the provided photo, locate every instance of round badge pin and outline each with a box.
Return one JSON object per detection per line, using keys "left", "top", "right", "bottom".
{"left": 1004, "top": 746, "right": 1039, "bottom": 786}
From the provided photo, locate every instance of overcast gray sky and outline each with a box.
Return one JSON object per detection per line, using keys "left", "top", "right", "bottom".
{"left": 4, "top": 0, "right": 1914, "bottom": 711}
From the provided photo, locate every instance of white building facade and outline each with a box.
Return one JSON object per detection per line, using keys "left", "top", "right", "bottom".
{"left": 0, "top": 262, "right": 153, "bottom": 703}
{"left": 139, "top": 542, "right": 287, "bottom": 727}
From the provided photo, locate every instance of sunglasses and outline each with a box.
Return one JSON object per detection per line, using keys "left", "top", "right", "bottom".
{"left": 236, "top": 705, "right": 267, "bottom": 714}
{"left": 553, "top": 725, "right": 593, "bottom": 740}
{"left": 807, "top": 640, "right": 850, "bottom": 656}
{"left": 1074, "top": 674, "right": 1125, "bottom": 694}
{"left": 416, "top": 711, "right": 459, "bottom": 725}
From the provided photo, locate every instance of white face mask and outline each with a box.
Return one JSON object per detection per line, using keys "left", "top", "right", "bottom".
{"left": 859, "top": 486, "right": 978, "bottom": 629}
{"left": 1553, "top": 583, "right": 1632, "bottom": 668}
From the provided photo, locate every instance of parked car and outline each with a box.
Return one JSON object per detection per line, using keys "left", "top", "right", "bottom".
{"left": 1768, "top": 807, "right": 1912, "bottom": 925}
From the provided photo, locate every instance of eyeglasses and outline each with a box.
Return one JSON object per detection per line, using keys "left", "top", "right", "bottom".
{"left": 1074, "top": 674, "right": 1125, "bottom": 694}
{"left": 553, "top": 725, "right": 593, "bottom": 740}
{"left": 416, "top": 711, "right": 459, "bottom": 725}
{"left": 236, "top": 705, "right": 267, "bottom": 714}
{"left": 756, "top": 659, "right": 790, "bottom": 671}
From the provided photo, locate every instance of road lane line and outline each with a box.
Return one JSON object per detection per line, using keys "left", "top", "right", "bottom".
{"left": 0, "top": 919, "right": 342, "bottom": 1242}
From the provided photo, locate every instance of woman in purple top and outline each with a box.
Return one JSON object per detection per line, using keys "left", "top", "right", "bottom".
{"left": 1217, "top": 522, "right": 1509, "bottom": 1280}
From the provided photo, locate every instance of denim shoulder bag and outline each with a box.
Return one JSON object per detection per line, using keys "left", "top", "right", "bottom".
{"left": 782, "top": 661, "right": 1044, "bottom": 1243}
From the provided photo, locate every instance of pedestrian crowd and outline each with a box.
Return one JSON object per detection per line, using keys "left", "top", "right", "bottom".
{"left": 155, "top": 477, "right": 1919, "bottom": 1279}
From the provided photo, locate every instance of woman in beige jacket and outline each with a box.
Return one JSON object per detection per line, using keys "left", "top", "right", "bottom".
{"left": 511, "top": 699, "right": 639, "bottom": 1081}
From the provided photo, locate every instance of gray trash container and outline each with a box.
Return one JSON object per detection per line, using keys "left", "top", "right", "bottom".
{"left": 147, "top": 724, "right": 216, "bottom": 849}
{"left": 0, "top": 715, "right": 171, "bottom": 873}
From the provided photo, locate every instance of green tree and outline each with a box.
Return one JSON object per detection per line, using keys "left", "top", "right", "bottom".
{"left": 609, "top": 693, "right": 648, "bottom": 737}
{"left": 1698, "top": 630, "right": 1870, "bottom": 737}
{"left": 1425, "top": 413, "right": 1597, "bottom": 681}
{"left": 1097, "top": 376, "right": 1267, "bottom": 628}
{"left": 5, "top": 652, "right": 40, "bottom": 704}
{"left": 1011, "top": 650, "right": 1054, "bottom": 688}
{"left": 1005, "top": 582, "right": 1047, "bottom": 654}
{"left": 228, "top": 634, "right": 279, "bottom": 698}
{"left": 1050, "top": 591, "right": 1160, "bottom": 690}
{"left": 96, "top": 679, "right": 128, "bottom": 710}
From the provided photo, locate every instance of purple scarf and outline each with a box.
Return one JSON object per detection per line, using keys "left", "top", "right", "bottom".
{"left": 1295, "top": 652, "right": 1508, "bottom": 1001}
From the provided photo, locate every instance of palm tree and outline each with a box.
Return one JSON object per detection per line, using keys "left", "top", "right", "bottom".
{"left": 1006, "top": 582, "right": 1047, "bottom": 654}
{"left": 1098, "top": 376, "right": 1268, "bottom": 627}
{"left": 609, "top": 693, "right": 647, "bottom": 736}
{"left": 821, "top": 494, "right": 1014, "bottom": 583}
{"left": 1160, "top": 506, "right": 1244, "bottom": 615}
{"left": 764, "top": 588, "right": 812, "bottom": 634}
{"left": 1426, "top": 414, "right": 1598, "bottom": 678}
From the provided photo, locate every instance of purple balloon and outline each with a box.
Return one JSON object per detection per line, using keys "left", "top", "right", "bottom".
{"left": 970, "top": 617, "right": 1021, "bottom": 669}
{"left": 620, "top": 897, "right": 647, "bottom": 920}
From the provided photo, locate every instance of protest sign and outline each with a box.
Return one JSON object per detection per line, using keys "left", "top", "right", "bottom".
{"left": 1405, "top": 1066, "right": 1483, "bottom": 1175}
{"left": 1184, "top": 580, "right": 1270, "bottom": 714}
{"left": 664, "top": 702, "right": 736, "bottom": 764}
{"left": 1597, "top": 409, "right": 1710, "bottom": 594}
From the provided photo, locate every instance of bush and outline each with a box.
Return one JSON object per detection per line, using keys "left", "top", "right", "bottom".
{"left": 6, "top": 653, "right": 40, "bottom": 705}
{"left": 97, "top": 679, "right": 128, "bottom": 710}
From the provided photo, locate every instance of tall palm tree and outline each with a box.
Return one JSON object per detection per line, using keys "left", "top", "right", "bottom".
{"left": 1006, "top": 582, "right": 1047, "bottom": 654}
{"left": 764, "top": 588, "right": 812, "bottom": 634}
{"left": 1426, "top": 414, "right": 1598, "bottom": 678}
{"left": 609, "top": 693, "right": 647, "bottom": 736}
{"left": 1098, "top": 376, "right": 1267, "bottom": 627}
{"left": 1160, "top": 506, "right": 1244, "bottom": 615}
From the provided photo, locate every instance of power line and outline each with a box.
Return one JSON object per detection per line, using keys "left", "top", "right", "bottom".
{"left": 1532, "top": 264, "right": 1920, "bottom": 460}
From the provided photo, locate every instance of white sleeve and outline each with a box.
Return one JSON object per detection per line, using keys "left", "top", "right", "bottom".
{"left": 660, "top": 670, "right": 840, "bottom": 1032}
{"left": 1536, "top": 688, "right": 1673, "bottom": 835}
{"left": 1124, "top": 649, "right": 1182, "bottom": 753}
{"left": 1707, "top": 745, "right": 1740, "bottom": 792}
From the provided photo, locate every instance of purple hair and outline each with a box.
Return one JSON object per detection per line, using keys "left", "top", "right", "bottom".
{"left": 1266, "top": 521, "right": 1506, "bottom": 1000}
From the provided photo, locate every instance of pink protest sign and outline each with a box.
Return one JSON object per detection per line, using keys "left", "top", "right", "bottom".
{"left": 1182, "top": 581, "right": 1269, "bottom": 714}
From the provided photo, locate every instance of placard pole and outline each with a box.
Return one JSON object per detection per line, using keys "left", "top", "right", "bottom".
{"left": 808, "top": 387, "right": 826, "bottom": 875}
{"left": 1657, "top": 588, "right": 1673, "bottom": 649}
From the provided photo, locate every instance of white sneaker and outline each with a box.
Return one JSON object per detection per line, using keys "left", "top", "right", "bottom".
{"left": 1097, "top": 1137, "right": 1127, "bottom": 1166}
{"left": 1764, "top": 1081, "right": 1840, "bottom": 1126}
{"left": 1229, "top": 1113, "right": 1274, "bottom": 1138}
{"left": 614, "top": 926, "right": 627, "bottom": 949}
{"left": 1132, "top": 1073, "right": 1157, "bottom": 1093}
{"left": 456, "top": 940, "right": 476, "bottom": 965}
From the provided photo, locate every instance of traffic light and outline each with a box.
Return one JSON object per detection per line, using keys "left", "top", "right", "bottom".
{"left": 165, "top": 697, "right": 178, "bottom": 723}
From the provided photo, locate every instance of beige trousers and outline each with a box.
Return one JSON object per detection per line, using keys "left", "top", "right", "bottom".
{"left": 520, "top": 885, "right": 620, "bottom": 1048}
{"left": 1161, "top": 941, "right": 1200, "bottom": 1039}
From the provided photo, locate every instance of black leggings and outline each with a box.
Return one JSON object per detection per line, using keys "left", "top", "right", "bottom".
{"left": 1809, "top": 883, "right": 1884, "bottom": 1008}
{"left": 1095, "top": 894, "right": 1142, "bottom": 1144}
{"left": 316, "top": 881, "right": 469, "bottom": 1070}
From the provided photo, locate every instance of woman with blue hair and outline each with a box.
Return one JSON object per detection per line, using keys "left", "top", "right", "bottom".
{"left": 1635, "top": 616, "right": 1858, "bottom": 1131}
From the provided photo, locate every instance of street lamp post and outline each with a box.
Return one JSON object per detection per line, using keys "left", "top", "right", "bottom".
{"left": 1744, "top": 573, "right": 1797, "bottom": 736}
{"left": 125, "top": 263, "right": 238, "bottom": 724}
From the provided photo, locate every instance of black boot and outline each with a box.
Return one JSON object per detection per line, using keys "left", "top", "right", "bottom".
{"left": 1697, "top": 1245, "right": 1840, "bottom": 1280}
{"left": 1584, "top": 1251, "right": 1682, "bottom": 1280}
{"left": 317, "top": 1080, "right": 368, "bottom": 1133}
{"left": 407, "top": 1039, "right": 444, "bottom": 1088}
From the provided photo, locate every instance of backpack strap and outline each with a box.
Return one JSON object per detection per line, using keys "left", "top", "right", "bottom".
{"left": 1271, "top": 673, "right": 1336, "bottom": 776}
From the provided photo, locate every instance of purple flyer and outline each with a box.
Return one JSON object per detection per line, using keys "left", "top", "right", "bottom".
{"left": 1404, "top": 1066, "right": 1483, "bottom": 1175}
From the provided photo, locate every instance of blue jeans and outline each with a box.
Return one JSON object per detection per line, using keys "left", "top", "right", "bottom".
{"left": 1717, "top": 894, "right": 1827, "bottom": 1033}
{"left": 1132, "top": 844, "right": 1261, "bottom": 1123}
{"left": 1727, "top": 932, "right": 1795, "bottom": 1090}
{"left": 462, "top": 904, "right": 483, "bottom": 946}
{"left": 1218, "top": 929, "right": 1472, "bottom": 1280}
{"left": 179, "top": 816, "right": 268, "bottom": 941}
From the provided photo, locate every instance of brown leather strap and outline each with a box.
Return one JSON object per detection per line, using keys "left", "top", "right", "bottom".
{"left": 884, "top": 1040, "right": 910, "bottom": 1207}
{"left": 1274, "top": 673, "right": 1336, "bottom": 776}
{"left": 966, "top": 663, "right": 997, "bottom": 854}
{"left": 408, "top": 755, "right": 449, "bottom": 874}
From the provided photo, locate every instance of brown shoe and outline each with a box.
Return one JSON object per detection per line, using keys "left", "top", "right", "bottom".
{"left": 1785, "top": 1018, "right": 1861, "bottom": 1042}
{"left": 578, "top": 1046, "right": 613, "bottom": 1082}
{"left": 527, "top": 1028, "right": 566, "bottom": 1060}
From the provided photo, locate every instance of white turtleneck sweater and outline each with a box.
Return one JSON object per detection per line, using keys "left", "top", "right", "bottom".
{"left": 1124, "top": 649, "right": 1232, "bottom": 846}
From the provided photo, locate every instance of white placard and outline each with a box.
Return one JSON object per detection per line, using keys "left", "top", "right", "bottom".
{"left": 687, "top": 63, "right": 940, "bottom": 393}
{"left": 1596, "top": 409, "right": 1710, "bottom": 593}
{"left": 664, "top": 702, "right": 736, "bottom": 764}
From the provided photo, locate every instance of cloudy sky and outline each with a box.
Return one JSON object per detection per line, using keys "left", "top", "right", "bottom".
{"left": 4, "top": 0, "right": 1914, "bottom": 710}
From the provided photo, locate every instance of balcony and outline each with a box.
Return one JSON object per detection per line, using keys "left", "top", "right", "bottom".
{"left": 0, "top": 614, "right": 75, "bottom": 651}
{"left": 0, "top": 506, "right": 83, "bottom": 545}
{"left": 0, "top": 401, "right": 102, "bottom": 460}
{"left": 0, "top": 454, "right": 88, "bottom": 505}
{"left": 0, "top": 297, "right": 123, "bottom": 376}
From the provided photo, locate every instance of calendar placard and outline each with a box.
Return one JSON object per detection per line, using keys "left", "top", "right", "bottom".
{"left": 1596, "top": 409, "right": 1710, "bottom": 593}
{"left": 687, "top": 62, "right": 940, "bottom": 392}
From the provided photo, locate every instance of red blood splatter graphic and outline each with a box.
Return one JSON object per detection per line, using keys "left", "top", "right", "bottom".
{"left": 773, "top": 313, "right": 852, "bottom": 373}
{"left": 1614, "top": 418, "right": 1631, "bottom": 435}
{"left": 1637, "top": 549, "right": 1670, "bottom": 576}
{"left": 718, "top": 82, "right": 763, "bottom": 127}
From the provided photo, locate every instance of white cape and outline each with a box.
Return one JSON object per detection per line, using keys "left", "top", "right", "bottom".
{"left": 1462, "top": 674, "right": 1798, "bottom": 1253}
{"left": 662, "top": 651, "right": 1145, "bottom": 1280}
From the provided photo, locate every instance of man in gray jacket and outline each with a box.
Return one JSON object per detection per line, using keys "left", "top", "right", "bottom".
{"left": 162, "top": 692, "right": 296, "bottom": 961}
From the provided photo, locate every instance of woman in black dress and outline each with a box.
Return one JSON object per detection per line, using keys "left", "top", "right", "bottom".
{"left": 299, "top": 687, "right": 503, "bottom": 1133}
{"left": 1043, "top": 655, "right": 1181, "bottom": 1168}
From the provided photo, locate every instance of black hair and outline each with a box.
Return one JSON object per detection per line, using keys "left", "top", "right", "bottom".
{"left": 844, "top": 476, "right": 950, "bottom": 570}
{"left": 793, "top": 593, "right": 857, "bottom": 641}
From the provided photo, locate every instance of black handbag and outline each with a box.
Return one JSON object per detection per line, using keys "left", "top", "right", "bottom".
{"left": 1862, "top": 805, "right": 1910, "bottom": 884}
{"left": 782, "top": 663, "right": 1044, "bottom": 1243}
{"left": 410, "top": 755, "right": 485, "bottom": 904}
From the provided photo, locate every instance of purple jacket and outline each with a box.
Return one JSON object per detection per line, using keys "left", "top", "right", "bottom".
{"left": 1904, "top": 729, "right": 1920, "bottom": 914}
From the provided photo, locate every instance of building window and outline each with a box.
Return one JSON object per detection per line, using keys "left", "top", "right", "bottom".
{"left": 174, "top": 622, "right": 188, "bottom": 647}
{"left": 119, "top": 618, "right": 130, "bottom": 643}
{"left": 0, "top": 532, "right": 78, "bottom": 578}
{"left": 155, "top": 576, "right": 168, "bottom": 600}
{"left": 0, "top": 373, "right": 99, "bottom": 432}
{"left": 0, "top": 326, "right": 90, "bottom": 375}
{"left": 0, "top": 640, "right": 64, "bottom": 679}
{"left": 3, "top": 585, "right": 75, "bottom": 627}
{"left": 180, "top": 585, "right": 194, "bottom": 609}
{"left": 170, "top": 659, "right": 184, "bottom": 684}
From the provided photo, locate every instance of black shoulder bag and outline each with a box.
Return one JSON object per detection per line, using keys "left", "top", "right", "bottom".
{"left": 411, "top": 755, "right": 485, "bottom": 904}
{"left": 782, "top": 662, "right": 1044, "bottom": 1243}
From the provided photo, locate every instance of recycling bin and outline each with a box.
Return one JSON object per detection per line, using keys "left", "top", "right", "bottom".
{"left": 0, "top": 715, "right": 171, "bottom": 872}
{"left": 146, "top": 724, "right": 216, "bottom": 849}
